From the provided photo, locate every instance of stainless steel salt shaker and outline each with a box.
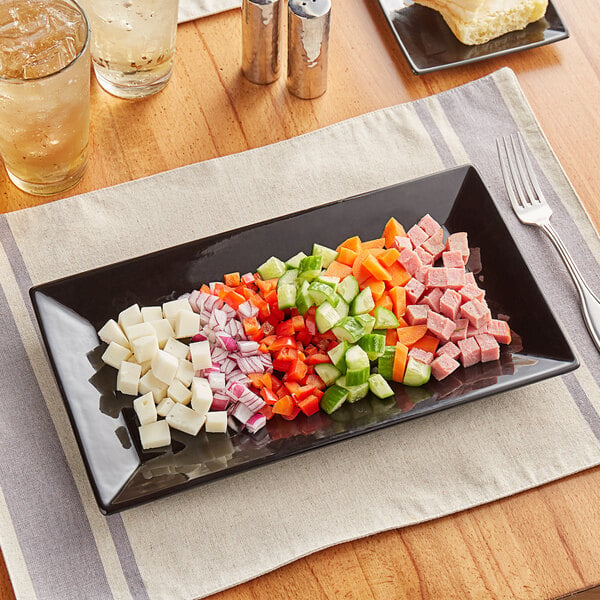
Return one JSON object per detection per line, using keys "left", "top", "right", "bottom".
{"left": 287, "top": 0, "right": 331, "bottom": 99}
{"left": 242, "top": 0, "right": 282, "bottom": 84}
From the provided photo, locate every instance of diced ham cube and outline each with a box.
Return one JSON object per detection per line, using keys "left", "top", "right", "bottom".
{"left": 439, "top": 289, "right": 461, "bottom": 320}
{"left": 418, "top": 213, "right": 442, "bottom": 237}
{"left": 398, "top": 248, "right": 423, "bottom": 276}
{"left": 393, "top": 235, "right": 412, "bottom": 252}
{"left": 442, "top": 251, "right": 465, "bottom": 269}
{"left": 485, "top": 319, "right": 512, "bottom": 345}
{"left": 414, "top": 246, "right": 434, "bottom": 266}
{"left": 460, "top": 298, "right": 492, "bottom": 330}
{"left": 421, "top": 229, "right": 445, "bottom": 261}
{"left": 459, "top": 283, "right": 485, "bottom": 302}
{"left": 446, "top": 232, "right": 470, "bottom": 264}
{"left": 422, "top": 288, "right": 443, "bottom": 313}
{"left": 414, "top": 267, "right": 430, "bottom": 284}
{"left": 464, "top": 272, "right": 477, "bottom": 286}
{"left": 446, "top": 268, "right": 466, "bottom": 289}
{"left": 407, "top": 224, "right": 429, "bottom": 248}
{"left": 436, "top": 341, "right": 461, "bottom": 360}
{"left": 427, "top": 310, "right": 455, "bottom": 342}
{"left": 409, "top": 347, "right": 434, "bottom": 365}
{"left": 405, "top": 304, "right": 428, "bottom": 326}
{"left": 467, "top": 324, "right": 487, "bottom": 338}
{"left": 475, "top": 333, "right": 500, "bottom": 362}
{"left": 404, "top": 278, "right": 426, "bottom": 304}
{"left": 451, "top": 318, "right": 469, "bottom": 342}
{"left": 457, "top": 337, "right": 481, "bottom": 367}
{"left": 426, "top": 267, "right": 448, "bottom": 288}
{"left": 431, "top": 354, "right": 460, "bottom": 381}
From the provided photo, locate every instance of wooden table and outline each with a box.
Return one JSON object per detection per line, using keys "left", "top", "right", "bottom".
{"left": 2, "top": 0, "right": 600, "bottom": 597}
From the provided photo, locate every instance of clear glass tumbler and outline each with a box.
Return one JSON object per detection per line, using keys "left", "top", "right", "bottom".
{"left": 0, "top": 0, "right": 91, "bottom": 196}
{"left": 81, "top": 0, "right": 179, "bottom": 99}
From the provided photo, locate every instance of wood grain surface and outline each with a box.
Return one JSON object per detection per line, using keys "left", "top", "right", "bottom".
{"left": 1, "top": 0, "right": 600, "bottom": 598}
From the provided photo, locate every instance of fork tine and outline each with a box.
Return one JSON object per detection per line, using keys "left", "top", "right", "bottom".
{"left": 513, "top": 132, "right": 546, "bottom": 204}
{"left": 497, "top": 135, "right": 527, "bottom": 213}
{"left": 509, "top": 133, "right": 542, "bottom": 206}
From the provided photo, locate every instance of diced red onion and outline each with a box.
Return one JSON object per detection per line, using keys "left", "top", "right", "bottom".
{"left": 241, "top": 273, "right": 255, "bottom": 285}
{"left": 210, "top": 395, "right": 229, "bottom": 411}
{"left": 188, "top": 290, "right": 201, "bottom": 313}
{"left": 246, "top": 413, "right": 266, "bottom": 434}
{"left": 238, "top": 340, "right": 260, "bottom": 355}
{"left": 227, "top": 415, "right": 241, "bottom": 432}
{"left": 233, "top": 403, "right": 254, "bottom": 424}
{"left": 191, "top": 333, "right": 207, "bottom": 342}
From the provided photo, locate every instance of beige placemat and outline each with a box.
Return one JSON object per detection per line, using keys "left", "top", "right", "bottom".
{"left": 1, "top": 68, "right": 599, "bottom": 600}
{"left": 178, "top": 0, "right": 240, "bottom": 23}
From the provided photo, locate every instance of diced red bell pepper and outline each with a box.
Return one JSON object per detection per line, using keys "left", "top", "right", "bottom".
{"left": 223, "top": 289, "right": 246, "bottom": 309}
{"left": 275, "top": 319, "right": 295, "bottom": 337}
{"left": 291, "top": 315, "right": 305, "bottom": 331}
{"left": 247, "top": 373, "right": 264, "bottom": 388}
{"left": 305, "top": 314, "right": 317, "bottom": 336}
{"left": 242, "top": 317, "right": 261, "bottom": 337}
{"left": 294, "top": 385, "right": 316, "bottom": 401}
{"left": 255, "top": 278, "right": 277, "bottom": 295}
{"left": 272, "top": 394, "right": 296, "bottom": 417}
{"left": 286, "top": 358, "right": 308, "bottom": 382}
{"left": 298, "top": 394, "right": 320, "bottom": 416}
{"left": 306, "top": 373, "right": 326, "bottom": 390}
{"left": 305, "top": 353, "right": 330, "bottom": 365}
{"left": 260, "top": 387, "right": 279, "bottom": 405}
{"left": 281, "top": 405, "right": 301, "bottom": 420}
{"left": 295, "top": 330, "right": 313, "bottom": 346}
{"left": 269, "top": 336, "right": 296, "bottom": 351}
{"left": 224, "top": 272, "right": 241, "bottom": 287}
{"left": 259, "top": 404, "right": 274, "bottom": 420}
{"left": 284, "top": 381, "right": 301, "bottom": 396}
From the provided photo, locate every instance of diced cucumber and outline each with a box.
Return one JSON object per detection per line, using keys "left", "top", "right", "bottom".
{"left": 368, "top": 373, "right": 394, "bottom": 399}
{"left": 257, "top": 256, "right": 286, "bottom": 280}
{"left": 373, "top": 306, "right": 400, "bottom": 329}
{"left": 350, "top": 287, "right": 375, "bottom": 315}
{"left": 320, "top": 385, "right": 348, "bottom": 414}
{"left": 331, "top": 317, "right": 365, "bottom": 344}
{"left": 312, "top": 243, "right": 338, "bottom": 268}
{"left": 277, "top": 268, "right": 297, "bottom": 289}
{"left": 345, "top": 366, "right": 370, "bottom": 386}
{"left": 356, "top": 314, "right": 376, "bottom": 335}
{"left": 345, "top": 345, "right": 369, "bottom": 370}
{"left": 358, "top": 333, "right": 386, "bottom": 361}
{"left": 315, "top": 275, "right": 340, "bottom": 289}
{"left": 278, "top": 284, "right": 297, "bottom": 310}
{"left": 308, "top": 281, "right": 339, "bottom": 306}
{"left": 337, "top": 275, "right": 359, "bottom": 304}
{"left": 377, "top": 346, "right": 396, "bottom": 380}
{"left": 333, "top": 297, "right": 349, "bottom": 320}
{"left": 295, "top": 280, "right": 313, "bottom": 315}
{"left": 328, "top": 340, "right": 349, "bottom": 373}
{"left": 314, "top": 363, "right": 342, "bottom": 386}
{"left": 285, "top": 251, "right": 307, "bottom": 270}
{"left": 402, "top": 356, "right": 431, "bottom": 387}
{"left": 315, "top": 301, "right": 340, "bottom": 333}
{"left": 335, "top": 376, "right": 369, "bottom": 403}
{"left": 373, "top": 329, "right": 388, "bottom": 337}
{"left": 298, "top": 255, "right": 323, "bottom": 282}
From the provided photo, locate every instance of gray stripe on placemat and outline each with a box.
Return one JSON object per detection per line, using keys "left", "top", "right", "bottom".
{"left": 562, "top": 372, "right": 600, "bottom": 441}
{"left": 0, "top": 214, "right": 149, "bottom": 600}
{"left": 413, "top": 101, "right": 456, "bottom": 169}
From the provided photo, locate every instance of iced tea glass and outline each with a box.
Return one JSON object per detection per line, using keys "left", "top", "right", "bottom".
{"left": 0, "top": 0, "right": 90, "bottom": 196}
{"left": 81, "top": 0, "right": 179, "bottom": 99}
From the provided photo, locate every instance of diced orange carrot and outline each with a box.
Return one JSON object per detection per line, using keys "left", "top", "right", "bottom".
{"left": 223, "top": 272, "right": 241, "bottom": 287}
{"left": 352, "top": 249, "right": 386, "bottom": 285}
{"left": 412, "top": 334, "right": 440, "bottom": 355}
{"left": 388, "top": 286, "right": 406, "bottom": 319}
{"left": 386, "top": 329, "right": 398, "bottom": 345}
{"left": 362, "top": 254, "right": 392, "bottom": 281}
{"left": 379, "top": 247, "right": 400, "bottom": 267}
{"left": 386, "top": 262, "right": 411, "bottom": 288}
{"left": 392, "top": 342, "right": 409, "bottom": 383}
{"left": 361, "top": 238, "right": 386, "bottom": 250}
{"left": 397, "top": 316, "right": 408, "bottom": 328}
{"left": 395, "top": 325, "right": 428, "bottom": 347}
{"left": 363, "top": 278, "right": 386, "bottom": 301}
{"left": 337, "top": 246, "right": 357, "bottom": 266}
{"left": 382, "top": 217, "right": 407, "bottom": 249}
{"left": 374, "top": 294, "right": 393, "bottom": 312}
{"left": 336, "top": 235, "right": 362, "bottom": 253}
{"left": 324, "top": 260, "right": 352, "bottom": 279}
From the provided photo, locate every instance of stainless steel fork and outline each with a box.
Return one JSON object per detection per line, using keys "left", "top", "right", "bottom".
{"left": 497, "top": 132, "right": 600, "bottom": 352}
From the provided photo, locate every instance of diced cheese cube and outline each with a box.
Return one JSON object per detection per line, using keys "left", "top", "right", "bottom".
{"left": 118, "top": 304, "right": 143, "bottom": 330}
{"left": 151, "top": 349, "right": 179, "bottom": 385}
{"left": 174, "top": 310, "right": 201, "bottom": 339}
{"left": 189, "top": 340, "right": 211, "bottom": 371}
{"left": 131, "top": 334, "right": 159, "bottom": 363}
{"left": 163, "top": 337, "right": 190, "bottom": 360}
{"left": 205, "top": 411, "right": 228, "bottom": 433}
{"left": 165, "top": 403, "right": 205, "bottom": 436}
{"left": 117, "top": 360, "right": 142, "bottom": 396}
{"left": 191, "top": 377, "right": 213, "bottom": 416}
{"left": 176, "top": 359, "right": 195, "bottom": 387}
{"left": 139, "top": 370, "right": 168, "bottom": 404}
{"left": 139, "top": 420, "right": 171, "bottom": 450}
{"left": 101, "top": 342, "right": 132, "bottom": 369}
{"left": 125, "top": 322, "right": 155, "bottom": 343}
{"left": 141, "top": 306, "right": 163, "bottom": 322}
{"left": 208, "top": 372, "right": 226, "bottom": 390}
{"left": 138, "top": 360, "right": 152, "bottom": 376}
{"left": 162, "top": 298, "right": 193, "bottom": 327}
{"left": 168, "top": 379, "right": 192, "bottom": 405}
{"left": 133, "top": 392, "right": 157, "bottom": 425}
{"left": 148, "top": 319, "right": 175, "bottom": 348}
{"left": 156, "top": 396, "right": 176, "bottom": 417}
{"left": 98, "top": 319, "right": 130, "bottom": 348}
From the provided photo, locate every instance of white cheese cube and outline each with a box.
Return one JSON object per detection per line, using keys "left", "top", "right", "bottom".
{"left": 162, "top": 298, "right": 193, "bottom": 326}
{"left": 118, "top": 303, "right": 143, "bottom": 330}
{"left": 125, "top": 322, "right": 155, "bottom": 343}
{"left": 208, "top": 372, "right": 226, "bottom": 391}
{"left": 205, "top": 411, "right": 228, "bottom": 433}
{"left": 166, "top": 403, "right": 205, "bottom": 436}
{"left": 168, "top": 379, "right": 192, "bottom": 405}
{"left": 133, "top": 392, "right": 157, "bottom": 425}
{"left": 98, "top": 319, "right": 130, "bottom": 348}
{"left": 139, "top": 370, "right": 168, "bottom": 404}
{"left": 141, "top": 306, "right": 163, "bottom": 322}
{"left": 163, "top": 337, "right": 190, "bottom": 360}
{"left": 148, "top": 319, "right": 175, "bottom": 348}
{"left": 189, "top": 340, "right": 211, "bottom": 371}
{"left": 151, "top": 349, "right": 179, "bottom": 385}
{"left": 117, "top": 360, "right": 142, "bottom": 396}
{"left": 176, "top": 359, "right": 195, "bottom": 387}
{"left": 174, "top": 310, "right": 201, "bottom": 339}
{"left": 138, "top": 360, "right": 152, "bottom": 376}
{"left": 139, "top": 420, "right": 171, "bottom": 450}
{"left": 131, "top": 334, "right": 159, "bottom": 364}
{"left": 191, "top": 377, "right": 213, "bottom": 416}
{"left": 101, "top": 342, "right": 132, "bottom": 369}
{"left": 156, "top": 396, "right": 176, "bottom": 417}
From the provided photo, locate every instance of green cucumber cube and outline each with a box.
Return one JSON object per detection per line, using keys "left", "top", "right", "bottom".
{"left": 350, "top": 287, "right": 375, "bottom": 315}
{"left": 278, "top": 284, "right": 297, "bottom": 310}
{"left": 257, "top": 256, "right": 286, "bottom": 281}
{"left": 333, "top": 297, "right": 349, "bottom": 320}
{"left": 358, "top": 333, "right": 386, "bottom": 361}
{"left": 335, "top": 376, "right": 369, "bottom": 403}
{"left": 368, "top": 374, "right": 394, "bottom": 399}
{"left": 377, "top": 346, "right": 396, "bottom": 380}
{"left": 331, "top": 317, "right": 365, "bottom": 344}
{"left": 308, "top": 281, "right": 339, "bottom": 306}
{"left": 314, "top": 363, "right": 342, "bottom": 386}
{"left": 402, "top": 357, "right": 431, "bottom": 387}
{"left": 285, "top": 251, "right": 307, "bottom": 270}
{"left": 315, "top": 275, "right": 340, "bottom": 289}
{"left": 345, "top": 345, "right": 370, "bottom": 370}
{"left": 328, "top": 341, "right": 349, "bottom": 373}
{"left": 277, "top": 268, "right": 298, "bottom": 289}
{"left": 373, "top": 306, "right": 400, "bottom": 329}
{"left": 295, "top": 280, "right": 313, "bottom": 315}
{"left": 355, "top": 314, "right": 376, "bottom": 335}
{"left": 337, "top": 275, "right": 359, "bottom": 304}
{"left": 315, "top": 301, "right": 341, "bottom": 333}
{"left": 298, "top": 255, "right": 323, "bottom": 282}
{"left": 312, "top": 243, "right": 339, "bottom": 268}
{"left": 345, "top": 366, "right": 370, "bottom": 386}
{"left": 320, "top": 385, "right": 348, "bottom": 414}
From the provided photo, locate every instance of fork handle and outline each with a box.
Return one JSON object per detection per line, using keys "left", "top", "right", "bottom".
{"left": 542, "top": 222, "right": 600, "bottom": 352}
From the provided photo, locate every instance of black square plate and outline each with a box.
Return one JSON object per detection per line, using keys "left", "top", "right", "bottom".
{"left": 377, "top": 0, "right": 569, "bottom": 74}
{"left": 31, "top": 165, "right": 578, "bottom": 513}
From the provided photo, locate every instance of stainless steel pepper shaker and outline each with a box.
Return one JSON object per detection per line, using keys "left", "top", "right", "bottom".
{"left": 241, "top": 0, "right": 282, "bottom": 84}
{"left": 287, "top": 0, "right": 331, "bottom": 99}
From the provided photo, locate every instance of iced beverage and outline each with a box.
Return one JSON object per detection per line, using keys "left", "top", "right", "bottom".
{"left": 81, "top": 1, "right": 179, "bottom": 99}
{"left": 0, "top": 0, "right": 90, "bottom": 196}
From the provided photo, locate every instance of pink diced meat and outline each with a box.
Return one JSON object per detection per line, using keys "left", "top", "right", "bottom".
{"left": 426, "top": 267, "right": 448, "bottom": 288}
{"left": 414, "top": 246, "right": 434, "bottom": 266}
{"left": 427, "top": 310, "right": 455, "bottom": 343}
{"left": 457, "top": 337, "right": 481, "bottom": 367}
{"left": 459, "top": 283, "right": 485, "bottom": 302}
{"left": 431, "top": 354, "right": 460, "bottom": 381}
{"left": 409, "top": 347, "right": 434, "bottom": 365}
{"left": 439, "top": 288, "right": 461, "bottom": 320}
{"left": 442, "top": 251, "right": 465, "bottom": 269}
{"left": 464, "top": 272, "right": 477, "bottom": 286}
{"left": 451, "top": 318, "right": 469, "bottom": 342}
{"left": 398, "top": 248, "right": 423, "bottom": 276}
{"left": 475, "top": 333, "right": 500, "bottom": 362}
{"left": 404, "top": 278, "right": 426, "bottom": 304}
{"left": 436, "top": 341, "right": 461, "bottom": 360}
{"left": 446, "top": 268, "right": 466, "bottom": 289}
{"left": 393, "top": 235, "right": 412, "bottom": 252}
{"left": 422, "top": 287, "right": 443, "bottom": 313}
{"left": 421, "top": 229, "right": 445, "bottom": 261}
{"left": 460, "top": 298, "right": 491, "bottom": 330}
{"left": 405, "top": 304, "right": 428, "bottom": 326}
{"left": 407, "top": 224, "right": 429, "bottom": 248}
{"left": 414, "top": 267, "right": 430, "bottom": 284}
{"left": 418, "top": 213, "right": 442, "bottom": 237}
{"left": 485, "top": 319, "right": 512, "bottom": 345}
{"left": 446, "top": 232, "right": 470, "bottom": 264}
{"left": 467, "top": 324, "right": 487, "bottom": 338}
